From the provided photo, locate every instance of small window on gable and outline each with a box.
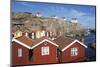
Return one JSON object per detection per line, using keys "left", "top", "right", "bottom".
{"left": 44, "top": 41, "right": 48, "bottom": 45}
{"left": 71, "top": 47, "right": 78, "bottom": 56}
{"left": 18, "top": 48, "right": 23, "bottom": 57}
{"left": 41, "top": 47, "right": 49, "bottom": 56}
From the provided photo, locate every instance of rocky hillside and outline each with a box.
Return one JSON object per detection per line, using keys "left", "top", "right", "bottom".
{"left": 11, "top": 12, "right": 85, "bottom": 36}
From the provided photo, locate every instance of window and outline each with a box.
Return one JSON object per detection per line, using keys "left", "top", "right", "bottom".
{"left": 18, "top": 48, "right": 23, "bottom": 57}
{"left": 71, "top": 48, "right": 78, "bottom": 56}
{"left": 29, "top": 49, "right": 33, "bottom": 61}
{"left": 41, "top": 47, "right": 49, "bottom": 55}
{"left": 44, "top": 41, "right": 48, "bottom": 45}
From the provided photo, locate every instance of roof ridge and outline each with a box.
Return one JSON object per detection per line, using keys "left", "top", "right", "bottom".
{"left": 16, "top": 35, "right": 33, "bottom": 41}
{"left": 65, "top": 36, "right": 75, "bottom": 41}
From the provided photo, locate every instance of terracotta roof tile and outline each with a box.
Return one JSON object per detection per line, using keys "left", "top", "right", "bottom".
{"left": 31, "top": 36, "right": 56, "bottom": 46}
{"left": 54, "top": 35, "right": 75, "bottom": 50}
{"left": 16, "top": 35, "right": 34, "bottom": 47}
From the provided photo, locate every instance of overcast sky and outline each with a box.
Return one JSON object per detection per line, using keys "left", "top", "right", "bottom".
{"left": 12, "top": 1, "right": 96, "bottom": 28}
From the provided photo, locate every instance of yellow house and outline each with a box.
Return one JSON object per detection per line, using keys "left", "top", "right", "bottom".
{"left": 36, "top": 31, "right": 41, "bottom": 39}
{"left": 14, "top": 30, "right": 22, "bottom": 38}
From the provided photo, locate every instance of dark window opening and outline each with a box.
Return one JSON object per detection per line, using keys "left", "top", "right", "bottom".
{"left": 57, "top": 48, "right": 62, "bottom": 63}
{"left": 29, "top": 49, "right": 33, "bottom": 61}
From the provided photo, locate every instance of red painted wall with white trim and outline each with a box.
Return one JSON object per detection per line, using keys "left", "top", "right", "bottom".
{"left": 61, "top": 42, "right": 85, "bottom": 63}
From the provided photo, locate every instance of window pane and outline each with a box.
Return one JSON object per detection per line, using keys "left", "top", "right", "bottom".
{"left": 18, "top": 48, "right": 22, "bottom": 57}
{"left": 71, "top": 48, "right": 78, "bottom": 56}
{"left": 41, "top": 47, "right": 49, "bottom": 55}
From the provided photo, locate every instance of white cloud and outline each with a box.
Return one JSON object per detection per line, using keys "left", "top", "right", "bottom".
{"left": 68, "top": 9, "right": 95, "bottom": 28}
{"left": 69, "top": 9, "right": 86, "bottom": 17}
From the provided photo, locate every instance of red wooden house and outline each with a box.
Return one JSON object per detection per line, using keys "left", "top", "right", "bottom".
{"left": 12, "top": 34, "right": 87, "bottom": 66}
{"left": 12, "top": 36, "right": 59, "bottom": 66}
{"left": 30, "top": 37, "right": 59, "bottom": 64}
{"left": 12, "top": 35, "right": 34, "bottom": 66}
{"left": 54, "top": 35, "right": 87, "bottom": 63}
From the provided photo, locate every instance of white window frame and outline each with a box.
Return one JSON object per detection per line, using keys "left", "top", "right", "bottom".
{"left": 18, "top": 48, "right": 23, "bottom": 57}
{"left": 71, "top": 47, "right": 78, "bottom": 56}
{"left": 41, "top": 47, "right": 49, "bottom": 56}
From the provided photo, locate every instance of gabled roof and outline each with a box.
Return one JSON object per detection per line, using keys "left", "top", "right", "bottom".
{"left": 12, "top": 35, "right": 34, "bottom": 49}
{"left": 31, "top": 37, "right": 59, "bottom": 49}
{"left": 54, "top": 35, "right": 87, "bottom": 51}
{"left": 12, "top": 36, "right": 58, "bottom": 49}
